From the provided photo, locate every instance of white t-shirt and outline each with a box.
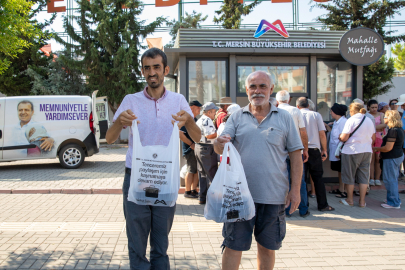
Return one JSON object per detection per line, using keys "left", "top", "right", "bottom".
{"left": 278, "top": 103, "right": 305, "bottom": 133}
{"left": 329, "top": 116, "right": 347, "bottom": 161}
{"left": 341, "top": 113, "right": 375, "bottom": 155}
{"left": 196, "top": 114, "right": 216, "bottom": 144}
{"left": 217, "top": 122, "right": 225, "bottom": 137}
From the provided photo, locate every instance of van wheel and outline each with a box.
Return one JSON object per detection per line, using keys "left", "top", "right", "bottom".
{"left": 59, "top": 144, "right": 85, "bottom": 169}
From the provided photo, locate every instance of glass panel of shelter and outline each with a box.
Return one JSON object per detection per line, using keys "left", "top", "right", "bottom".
{"left": 188, "top": 60, "right": 227, "bottom": 104}
{"left": 317, "top": 61, "right": 353, "bottom": 121}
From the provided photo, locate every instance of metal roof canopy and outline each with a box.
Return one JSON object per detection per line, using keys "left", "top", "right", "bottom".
{"left": 165, "top": 28, "right": 348, "bottom": 75}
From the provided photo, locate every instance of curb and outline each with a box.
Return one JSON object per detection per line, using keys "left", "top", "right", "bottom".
{"left": 0, "top": 185, "right": 404, "bottom": 195}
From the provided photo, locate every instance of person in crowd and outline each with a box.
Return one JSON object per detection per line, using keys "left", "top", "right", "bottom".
{"left": 389, "top": 98, "right": 402, "bottom": 116}
{"left": 215, "top": 71, "right": 303, "bottom": 270}
{"left": 180, "top": 100, "right": 203, "bottom": 199}
{"left": 324, "top": 103, "right": 348, "bottom": 198}
{"left": 297, "top": 97, "right": 334, "bottom": 212}
{"left": 195, "top": 102, "right": 219, "bottom": 204}
{"left": 396, "top": 94, "right": 405, "bottom": 187}
{"left": 351, "top": 98, "right": 376, "bottom": 126}
{"left": 373, "top": 110, "right": 404, "bottom": 209}
{"left": 367, "top": 99, "right": 385, "bottom": 186}
{"left": 378, "top": 102, "right": 390, "bottom": 114}
{"left": 214, "top": 97, "right": 233, "bottom": 128}
{"left": 339, "top": 103, "right": 375, "bottom": 208}
{"left": 217, "top": 104, "right": 241, "bottom": 137}
{"left": 306, "top": 98, "right": 317, "bottom": 198}
{"left": 276, "top": 90, "right": 310, "bottom": 218}
{"left": 105, "top": 48, "right": 201, "bottom": 270}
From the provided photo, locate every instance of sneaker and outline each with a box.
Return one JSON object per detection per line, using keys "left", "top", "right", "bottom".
{"left": 383, "top": 200, "right": 402, "bottom": 205}
{"left": 374, "top": 180, "right": 382, "bottom": 186}
{"left": 184, "top": 191, "right": 198, "bottom": 199}
{"left": 381, "top": 203, "right": 400, "bottom": 209}
{"left": 191, "top": 190, "right": 199, "bottom": 197}
{"left": 369, "top": 179, "right": 375, "bottom": 186}
{"left": 299, "top": 211, "right": 310, "bottom": 218}
{"left": 198, "top": 201, "right": 206, "bottom": 205}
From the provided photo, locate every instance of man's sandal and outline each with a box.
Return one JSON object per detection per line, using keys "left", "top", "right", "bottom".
{"left": 339, "top": 199, "right": 354, "bottom": 207}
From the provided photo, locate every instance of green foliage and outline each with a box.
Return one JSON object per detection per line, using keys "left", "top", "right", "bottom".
{"left": 24, "top": 51, "right": 88, "bottom": 96}
{"left": 166, "top": 11, "right": 208, "bottom": 48}
{"left": 0, "top": 0, "right": 55, "bottom": 96}
{"left": 314, "top": 0, "right": 405, "bottom": 99}
{"left": 391, "top": 43, "right": 405, "bottom": 71}
{"left": 214, "top": 0, "right": 260, "bottom": 29}
{"left": 54, "top": 0, "right": 165, "bottom": 105}
{"left": 363, "top": 55, "right": 395, "bottom": 101}
{"left": 0, "top": 0, "right": 42, "bottom": 74}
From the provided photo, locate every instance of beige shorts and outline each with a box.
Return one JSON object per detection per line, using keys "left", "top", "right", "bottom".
{"left": 341, "top": 152, "right": 372, "bottom": 185}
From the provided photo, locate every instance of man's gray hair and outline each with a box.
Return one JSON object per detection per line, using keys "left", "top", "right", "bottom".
{"left": 269, "top": 97, "right": 278, "bottom": 107}
{"left": 245, "top": 71, "right": 274, "bottom": 88}
{"left": 352, "top": 98, "right": 364, "bottom": 105}
{"left": 17, "top": 100, "right": 34, "bottom": 111}
{"left": 275, "top": 90, "right": 290, "bottom": 103}
{"left": 296, "top": 97, "right": 309, "bottom": 108}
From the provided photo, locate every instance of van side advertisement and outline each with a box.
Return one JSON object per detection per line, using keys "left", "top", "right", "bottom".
{"left": 2, "top": 97, "right": 92, "bottom": 160}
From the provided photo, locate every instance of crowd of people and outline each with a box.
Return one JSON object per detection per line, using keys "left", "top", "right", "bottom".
{"left": 106, "top": 47, "right": 404, "bottom": 270}
{"left": 181, "top": 93, "right": 405, "bottom": 212}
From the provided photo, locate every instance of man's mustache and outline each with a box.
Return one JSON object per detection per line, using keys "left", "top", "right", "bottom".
{"left": 148, "top": 75, "right": 158, "bottom": 79}
{"left": 251, "top": 94, "right": 266, "bottom": 98}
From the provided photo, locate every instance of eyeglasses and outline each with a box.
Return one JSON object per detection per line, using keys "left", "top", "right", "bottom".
{"left": 391, "top": 103, "right": 398, "bottom": 105}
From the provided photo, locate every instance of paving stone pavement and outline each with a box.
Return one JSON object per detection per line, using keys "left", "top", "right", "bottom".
{"left": 0, "top": 145, "right": 127, "bottom": 190}
{"left": 0, "top": 192, "right": 405, "bottom": 270}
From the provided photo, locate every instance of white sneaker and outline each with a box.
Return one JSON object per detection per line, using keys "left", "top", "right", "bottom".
{"left": 374, "top": 180, "right": 382, "bottom": 186}
{"left": 383, "top": 200, "right": 402, "bottom": 205}
{"left": 381, "top": 203, "right": 400, "bottom": 209}
{"left": 369, "top": 179, "right": 375, "bottom": 186}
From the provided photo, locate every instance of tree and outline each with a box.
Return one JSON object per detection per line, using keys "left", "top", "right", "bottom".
{"left": 54, "top": 0, "right": 165, "bottom": 107}
{"left": 24, "top": 51, "right": 88, "bottom": 96}
{"left": 166, "top": 11, "right": 208, "bottom": 48}
{"left": 363, "top": 55, "right": 395, "bottom": 100}
{"left": 314, "top": 0, "right": 405, "bottom": 99}
{"left": 0, "top": 0, "right": 41, "bottom": 74}
{"left": 213, "top": 0, "right": 260, "bottom": 29}
{"left": 166, "top": 11, "right": 208, "bottom": 101}
{"left": 391, "top": 43, "right": 405, "bottom": 71}
{"left": 0, "top": 0, "right": 55, "bottom": 96}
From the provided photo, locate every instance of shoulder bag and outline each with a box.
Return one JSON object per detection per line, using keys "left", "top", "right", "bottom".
{"left": 335, "top": 116, "right": 366, "bottom": 158}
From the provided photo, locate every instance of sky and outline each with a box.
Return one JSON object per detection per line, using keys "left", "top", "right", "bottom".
{"left": 38, "top": 0, "right": 405, "bottom": 57}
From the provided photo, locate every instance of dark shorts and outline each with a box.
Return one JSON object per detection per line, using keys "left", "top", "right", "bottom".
{"left": 184, "top": 151, "right": 197, "bottom": 174}
{"left": 222, "top": 204, "right": 286, "bottom": 252}
{"left": 330, "top": 160, "right": 342, "bottom": 172}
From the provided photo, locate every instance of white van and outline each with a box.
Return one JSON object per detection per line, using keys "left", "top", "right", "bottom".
{"left": 0, "top": 91, "right": 100, "bottom": 169}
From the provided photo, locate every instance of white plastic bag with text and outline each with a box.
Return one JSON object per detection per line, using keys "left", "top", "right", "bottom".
{"left": 128, "top": 121, "right": 180, "bottom": 207}
{"left": 204, "top": 142, "right": 255, "bottom": 223}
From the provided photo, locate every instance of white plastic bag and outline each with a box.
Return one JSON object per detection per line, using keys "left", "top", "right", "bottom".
{"left": 335, "top": 141, "right": 344, "bottom": 159}
{"left": 204, "top": 142, "right": 255, "bottom": 223}
{"left": 180, "top": 164, "right": 187, "bottom": 179}
{"left": 128, "top": 121, "right": 180, "bottom": 207}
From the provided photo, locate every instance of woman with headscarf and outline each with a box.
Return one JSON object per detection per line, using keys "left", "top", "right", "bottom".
{"left": 325, "top": 103, "right": 348, "bottom": 198}
{"left": 373, "top": 110, "right": 404, "bottom": 209}
{"left": 339, "top": 103, "right": 376, "bottom": 208}
{"left": 378, "top": 102, "right": 389, "bottom": 114}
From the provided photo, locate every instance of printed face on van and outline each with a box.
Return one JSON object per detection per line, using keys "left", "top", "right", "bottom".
{"left": 141, "top": 55, "right": 170, "bottom": 89}
{"left": 18, "top": 102, "right": 34, "bottom": 126}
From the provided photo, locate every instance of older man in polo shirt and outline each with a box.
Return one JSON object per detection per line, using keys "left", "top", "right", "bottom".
{"left": 106, "top": 48, "right": 201, "bottom": 270}
{"left": 215, "top": 71, "right": 303, "bottom": 270}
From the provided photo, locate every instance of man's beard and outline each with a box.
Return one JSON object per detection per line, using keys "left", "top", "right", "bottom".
{"left": 147, "top": 75, "right": 163, "bottom": 89}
